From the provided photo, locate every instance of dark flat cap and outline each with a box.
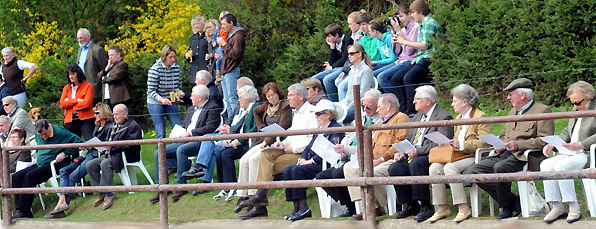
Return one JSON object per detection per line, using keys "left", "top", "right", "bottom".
{"left": 503, "top": 78, "right": 533, "bottom": 91}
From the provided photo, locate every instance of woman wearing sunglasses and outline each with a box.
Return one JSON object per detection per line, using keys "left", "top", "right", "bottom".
{"left": 540, "top": 81, "right": 596, "bottom": 224}
{"left": 338, "top": 44, "right": 374, "bottom": 124}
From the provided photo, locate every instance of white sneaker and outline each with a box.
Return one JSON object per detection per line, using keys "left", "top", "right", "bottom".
{"left": 225, "top": 190, "right": 237, "bottom": 202}
{"left": 213, "top": 190, "right": 228, "bottom": 200}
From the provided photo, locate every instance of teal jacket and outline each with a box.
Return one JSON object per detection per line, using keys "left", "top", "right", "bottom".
{"left": 375, "top": 30, "right": 397, "bottom": 65}
{"left": 35, "top": 124, "right": 83, "bottom": 167}
{"left": 231, "top": 102, "right": 260, "bottom": 151}
{"left": 358, "top": 35, "right": 381, "bottom": 61}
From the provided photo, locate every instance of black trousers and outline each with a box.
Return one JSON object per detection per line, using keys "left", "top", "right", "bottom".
{"left": 12, "top": 163, "right": 63, "bottom": 211}
{"left": 388, "top": 155, "right": 431, "bottom": 205}
{"left": 215, "top": 147, "right": 246, "bottom": 183}
{"left": 391, "top": 58, "right": 431, "bottom": 115}
{"left": 465, "top": 151, "right": 526, "bottom": 207}
{"left": 284, "top": 164, "right": 321, "bottom": 201}
{"left": 64, "top": 117, "right": 95, "bottom": 141}
{"left": 315, "top": 164, "right": 352, "bottom": 205}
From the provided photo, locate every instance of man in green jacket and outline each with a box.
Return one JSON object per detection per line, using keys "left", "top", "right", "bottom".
{"left": 12, "top": 119, "right": 82, "bottom": 219}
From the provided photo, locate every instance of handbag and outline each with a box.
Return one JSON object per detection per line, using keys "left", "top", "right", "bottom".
{"left": 428, "top": 145, "right": 471, "bottom": 163}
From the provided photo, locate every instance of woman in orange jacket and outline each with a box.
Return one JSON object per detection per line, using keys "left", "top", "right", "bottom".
{"left": 60, "top": 64, "right": 95, "bottom": 140}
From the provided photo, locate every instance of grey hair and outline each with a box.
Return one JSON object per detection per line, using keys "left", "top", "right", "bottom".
{"left": 196, "top": 70, "right": 213, "bottom": 84}
{"left": 35, "top": 119, "right": 50, "bottom": 132}
{"left": 192, "top": 84, "right": 210, "bottom": 99}
{"left": 114, "top": 104, "right": 128, "bottom": 113}
{"left": 0, "top": 115, "right": 11, "bottom": 124}
{"left": 567, "top": 81, "right": 595, "bottom": 100}
{"left": 363, "top": 88, "right": 382, "bottom": 103}
{"left": 78, "top": 28, "right": 91, "bottom": 38}
{"left": 238, "top": 85, "right": 259, "bottom": 102}
{"left": 2, "top": 96, "right": 18, "bottom": 107}
{"left": 450, "top": 84, "right": 480, "bottom": 107}
{"left": 379, "top": 93, "right": 399, "bottom": 109}
{"left": 515, "top": 88, "right": 534, "bottom": 100}
{"left": 288, "top": 83, "right": 308, "bottom": 101}
{"left": 415, "top": 85, "right": 438, "bottom": 102}
{"left": 1, "top": 47, "right": 15, "bottom": 56}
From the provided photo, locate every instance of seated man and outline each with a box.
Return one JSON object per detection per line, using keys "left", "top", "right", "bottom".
{"left": 11, "top": 119, "right": 82, "bottom": 219}
{"left": 466, "top": 78, "right": 554, "bottom": 219}
{"left": 178, "top": 70, "right": 223, "bottom": 108}
{"left": 237, "top": 83, "right": 318, "bottom": 219}
{"left": 315, "top": 89, "right": 382, "bottom": 217}
{"left": 0, "top": 115, "right": 11, "bottom": 146}
{"left": 86, "top": 104, "right": 142, "bottom": 210}
{"left": 344, "top": 93, "right": 410, "bottom": 220}
{"left": 3, "top": 96, "right": 35, "bottom": 141}
{"left": 150, "top": 84, "right": 221, "bottom": 204}
{"left": 389, "top": 85, "right": 453, "bottom": 222}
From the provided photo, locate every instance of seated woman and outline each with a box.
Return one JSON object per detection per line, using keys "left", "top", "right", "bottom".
{"left": 541, "top": 81, "right": 596, "bottom": 224}
{"left": 181, "top": 85, "right": 260, "bottom": 199}
{"left": 283, "top": 100, "right": 344, "bottom": 221}
{"left": 233, "top": 82, "right": 292, "bottom": 213}
{"left": 46, "top": 103, "right": 114, "bottom": 218}
{"left": 339, "top": 44, "right": 374, "bottom": 124}
{"left": 427, "top": 84, "right": 491, "bottom": 223}
{"left": 300, "top": 78, "right": 328, "bottom": 105}
{"left": 368, "top": 19, "right": 396, "bottom": 72}
{"left": 7, "top": 128, "right": 32, "bottom": 173}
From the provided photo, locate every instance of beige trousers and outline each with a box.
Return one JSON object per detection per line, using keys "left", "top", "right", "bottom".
{"left": 344, "top": 160, "right": 394, "bottom": 208}
{"left": 236, "top": 145, "right": 262, "bottom": 197}
{"left": 256, "top": 148, "right": 300, "bottom": 182}
{"left": 429, "top": 157, "right": 475, "bottom": 205}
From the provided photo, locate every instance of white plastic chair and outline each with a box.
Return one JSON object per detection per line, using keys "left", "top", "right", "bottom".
{"left": 315, "top": 160, "right": 347, "bottom": 218}
{"left": 332, "top": 102, "right": 348, "bottom": 123}
{"left": 580, "top": 144, "right": 596, "bottom": 217}
{"left": 118, "top": 151, "right": 154, "bottom": 194}
{"left": 518, "top": 149, "right": 549, "bottom": 217}
{"left": 372, "top": 77, "right": 379, "bottom": 90}
{"left": 470, "top": 148, "right": 495, "bottom": 217}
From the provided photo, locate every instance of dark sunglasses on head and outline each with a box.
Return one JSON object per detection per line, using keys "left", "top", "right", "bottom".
{"left": 570, "top": 99, "right": 584, "bottom": 106}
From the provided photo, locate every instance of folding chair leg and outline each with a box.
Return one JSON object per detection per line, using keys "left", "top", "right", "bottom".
{"left": 138, "top": 164, "right": 155, "bottom": 185}
{"left": 470, "top": 184, "right": 481, "bottom": 217}
{"left": 517, "top": 180, "right": 530, "bottom": 218}
{"left": 582, "top": 178, "right": 596, "bottom": 217}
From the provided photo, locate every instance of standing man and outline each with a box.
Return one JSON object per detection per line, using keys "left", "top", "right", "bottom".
{"left": 388, "top": 85, "right": 453, "bottom": 222}
{"left": 76, "top": 28, "right": 108, "bottom": 105}
{"left": 11, "top": 119, "right": 82, "bottom": 218}
{"left": 98, "top": 46, "right": 132, "bottom": 108}
{"left": 466, "top": 78, "right": 554, "bottom": 219}
{"left": 217, "top": 13, "right": 246, "bottom": 120}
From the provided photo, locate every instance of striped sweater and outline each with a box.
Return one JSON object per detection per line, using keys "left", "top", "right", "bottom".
{"left": 146, "top": 58, "right": 182, "bottom": 104}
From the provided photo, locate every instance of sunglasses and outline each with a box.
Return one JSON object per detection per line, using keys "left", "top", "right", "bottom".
{"left": 2, "top": 104, "right": 9, "bottom": 107}
{"left": 348, "top": 51, "right": 360, "bottom": 56}
{"left": 94, "top": 111, "right": 100, "bottom": 115}
{"left": 361, "top": 105, "right": 373, "bottom": 110}
{"left": 315, "top": 111, "right": 327, "bottom": 116}
{"left": 570, "top": 99, "right": 584, "bottom": 106}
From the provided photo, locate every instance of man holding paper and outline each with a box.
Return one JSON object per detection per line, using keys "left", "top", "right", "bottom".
{"left": 237, "top": 83, "right": 318, "bottom": 219}
{"left": 466, "top": 78, "right": 554, "bottom": 220}
{"left": 150, "top": 85, "right": 221, "bottom": 204}
{"left": 389, "top": 85, "right": 453, "bottom": 222}
{"left": 282, "top": 100, "right": 344, "bottom": 221}
{"left": 540, "top": 81, "right": 596, "bottom": 224}
{"left": 344, "top": 93, "right": 410, "bottom": 220}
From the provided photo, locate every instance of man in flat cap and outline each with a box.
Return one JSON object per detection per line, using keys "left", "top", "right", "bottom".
{"left": 466, "top": 78, "right": 554, "bottom": 219}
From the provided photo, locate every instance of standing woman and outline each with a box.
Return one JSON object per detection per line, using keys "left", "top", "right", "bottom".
{"left": 339, "top": 44, "right": 374, "bottom": 124}
{"left": 204, "top": 19, "right": 219, "bottom": 79}
{"left": 60, "top": 64, "right": 95, "bottom": 140}
{"left": 427, "top": 84, "right": 491, "bottom": 223}
{"left": 98, "top": 46, "right": 132, "bottom": 108}
{"left": 1, "top": 47, "right": 39, "bottom": 109}
{"left": 541, "top": 81, "right": 596, "bottom": 224}
{"left": 186, "top": 13, "right": 209, "bottom": 85}
{"left": 147, "top": 44, "right": 183, "bottom": 139}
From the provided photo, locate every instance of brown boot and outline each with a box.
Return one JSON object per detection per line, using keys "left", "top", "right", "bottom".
{"left": 93, "top": 194, "right": 105, "bottom": 207}
{"left": 102, "top": 195, "right": 117, "bottom": 210}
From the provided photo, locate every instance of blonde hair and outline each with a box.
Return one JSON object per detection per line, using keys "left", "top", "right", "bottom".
{"left": 191, "top": 13, "right": 206, "bottom": 33}
{"left": 567, "top": 81, "right": 595, "bottom": 99}
{"left": 348, "top": 11, "right": 361, "bottom": 22}
{"left": 205, "top": 19, "right": 219, "bottom": 41}
{"left": 160, "top": 45, "right": 176, "bottom": 62}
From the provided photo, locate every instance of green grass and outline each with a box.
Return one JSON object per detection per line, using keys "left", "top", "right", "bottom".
{"left": 11, "top": 104, "right": 595, "bottom": 223}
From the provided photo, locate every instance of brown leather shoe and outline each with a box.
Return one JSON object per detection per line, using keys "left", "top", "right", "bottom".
{"left": 102, "top": 195, "right": 117, "bottom": 210}
{"left": 149, "top": 192, "right": 172, "bottom": 204}
{"left": 172, "top": 191, "right": 188, "bottom": 202}
{"left": 93, "top": 194, "right": 105, "bottom": 207}
{"left": 238, "top": 206, "right": 268, "bottom": 220}
{"left": 239, "top": 195, "right": 268, "bottom": 208}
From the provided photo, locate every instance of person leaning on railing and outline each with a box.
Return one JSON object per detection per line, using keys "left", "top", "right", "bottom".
{"left": 540, "top": 81, "right": 596, "bottom": 224}
{"left": 11, "top": 119, "right": 83, "bottom": 219}
{"left": 427, "top": 84, "right": 491, "bottom": 223}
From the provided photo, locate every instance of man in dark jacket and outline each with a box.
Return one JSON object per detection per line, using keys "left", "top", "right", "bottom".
{"left": 86, "top": 104, "right": 142, "bottom": 210}
{"left": 217, "top": 13, "right": 246, "bottom": 120}
{"left": 76, "top": 28, "right": 108, "bottom": 104}
{"left": 150, "top": 84, "right": 222, "bottom": 204}
{"left": 178, "top": 70, "right": 223, "bottom": 108}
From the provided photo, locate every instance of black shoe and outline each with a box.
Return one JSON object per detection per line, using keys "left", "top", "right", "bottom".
{"left": 181, "top": 165, "right": 205, "bottom": 180}
{"left": 172, "top": 191, "right": 188, "bottom": 202}
{"left": 149, "top": 191, "right": 172, "bottom": 204}
{"left": 44, "top": 211, "right": 66, "bottom": 219}
{"left": 338, "top": 207, "right": 355, "bottom": 217}
{"left": 288, "top": 208, "right": 312, "bottom": 221}
{"left": 167, "top": 168, "right": 177, "bottom": 177}
{"left": 498, "top": 197, "right": 521, "bottom": 220}
{"left": 284, "top": 212, "right": 298, "bottom": 220}
{"left": 238, "top": 207, "right": 268, "bottom": 220}
{"left": 395, "top": 203, "right": 420, "bottom": 218}
{"left": 239, "top": 195, "right": 268, "bottom": 208}
{"left": 234, "top": 197, "right": 250, "bottom": 213}
{"left": 512, "top": 196, "right": 521, "bottom": 217}
{"left": 192, "top": 190, "right": 210, "bottom": 196}
{"left": 414, "top": 205, "right": 435, "bottom": 222}
{"left": 13, "top": 210, "right": 33, "bottom": 219}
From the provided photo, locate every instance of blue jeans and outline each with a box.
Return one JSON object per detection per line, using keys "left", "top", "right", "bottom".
{"left": 175, "top": 141, "right": 201, "bottom": 184}
{"left": 13, "top": 92, "right": 26, "bottom": 109}
{"left": 343, "top": 106, "right": 355, "bottom": 124}
{"left": 194, "top": 134, "right": 222, "bottom": 183}
{"left": 372, "top": 62, "right": 391, "bottom": 71}
{"left": 376, "top": 61, "right": 411, "bottom": 95}
{"left": 314, "top": 68, "right": 343, "bottom": 102}
{"left": 222, "top": 67, "right": 240, "bottom": 119}
{"left": 154, "top": 142, "right": 198, "bottom": 184}
{"left": 147, "top": 103, "right": 182, "bottom": 139}
{"left": 215, "top": 46, "right": 224, "bottom": 70}
{"left": 59, "top": 153, "right": 94, "bottom": 203}
{"left": 336, "top": 76, "right": 350, "bottom": 101}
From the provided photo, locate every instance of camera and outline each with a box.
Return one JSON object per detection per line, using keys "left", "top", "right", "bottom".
{"left": 384, "top": 16, "right": 401, "bottom": 27}
{"left": 73, "top": 156, "right": 85, "bottom": 164}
